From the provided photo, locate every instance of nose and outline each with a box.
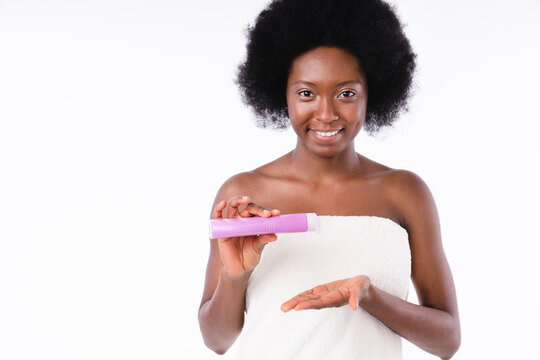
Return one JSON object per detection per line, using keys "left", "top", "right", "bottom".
{"left": 314, "top": 96, "right": 339, "bottom": 123}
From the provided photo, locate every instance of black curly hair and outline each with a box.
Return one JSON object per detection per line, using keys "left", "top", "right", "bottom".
{"left": 236, "top": 0, "right": 416, "bottom": 133}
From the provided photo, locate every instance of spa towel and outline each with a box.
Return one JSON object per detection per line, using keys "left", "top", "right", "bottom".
{"left": 227, "top": 215, "right": 411, "bottom": 360}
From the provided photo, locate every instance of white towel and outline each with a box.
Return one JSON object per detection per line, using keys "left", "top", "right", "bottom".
{"left": 226, "top": 216, "right": 411, "bottom": 360}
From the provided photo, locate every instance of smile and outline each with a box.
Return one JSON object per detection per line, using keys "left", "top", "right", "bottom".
{"left": 315, "top": 129, "right": 340, "bottom": 136}
{"left": 309, "top": 128, "right": 344, "bottom": 141}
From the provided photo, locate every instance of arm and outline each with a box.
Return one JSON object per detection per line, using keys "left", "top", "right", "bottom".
{"left": 358, "top": 281, "right": 459, "bottom": 359}
{"left": 198, "top": 176, "right": 280, "bottom": 354}
{"left": 198, "top": 259, "right": 251, "bottom": 355}
{"left": 281, "top": 171, "right": 460, "bottom": 359}
{"left": 356, "top": 171, "right": 460, "bottom": 358}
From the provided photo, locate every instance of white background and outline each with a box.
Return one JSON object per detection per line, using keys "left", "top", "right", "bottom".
{"left": 1, "top": 0, "right": 539, "bottom": 359}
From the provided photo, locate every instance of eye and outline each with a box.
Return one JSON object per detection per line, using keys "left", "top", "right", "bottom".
{"left": 298, "top": 90, "right": 313, "bottom": 98}
{"left": 339, "top": 90, "right": 356, "bottom": 98}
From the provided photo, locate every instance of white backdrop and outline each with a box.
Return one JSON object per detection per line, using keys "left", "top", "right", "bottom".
{"left": 1, "top": 0, "right": 539, "bottom": 359}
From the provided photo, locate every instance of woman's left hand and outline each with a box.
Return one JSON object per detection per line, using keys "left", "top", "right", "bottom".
{"left": 280, "top": 275, "right": 371, "bottom": 312}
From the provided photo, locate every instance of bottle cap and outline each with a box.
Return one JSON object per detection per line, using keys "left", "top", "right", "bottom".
{"left": 305, "top": 213, "right": 319, "bottom": 232}
{"left": 208, "top": 219, "right": 214, "bottom": 239}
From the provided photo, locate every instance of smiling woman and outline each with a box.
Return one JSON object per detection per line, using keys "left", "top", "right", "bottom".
{"left": 198, "top": 0, "right": 460, "bottom": 359}
{"left": 235, "top": 0, "right": 415, "bottom": 134}
{"left": 286, "top": 47, "right": 368, "bottom": 158}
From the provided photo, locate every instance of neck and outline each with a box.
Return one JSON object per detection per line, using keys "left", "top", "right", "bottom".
{"left": 288, "top": 140, "right": 363, "bottom": 185}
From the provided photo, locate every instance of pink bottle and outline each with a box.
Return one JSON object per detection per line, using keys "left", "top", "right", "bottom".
{"left": 209, "top": 213, "right": 319, "bottom": 239}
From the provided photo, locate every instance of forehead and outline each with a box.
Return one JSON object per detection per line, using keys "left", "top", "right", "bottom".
{"left": 288, "top": 46, "right": 366, "bottom": 85}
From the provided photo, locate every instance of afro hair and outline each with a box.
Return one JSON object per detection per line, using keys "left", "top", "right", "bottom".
{"left": 236, "top": 0, "right": 416, "bottom": 133}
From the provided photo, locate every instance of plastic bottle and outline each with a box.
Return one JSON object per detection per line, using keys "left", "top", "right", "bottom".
{"left": 209, "top": 213, "right": 319, "bottom": 239}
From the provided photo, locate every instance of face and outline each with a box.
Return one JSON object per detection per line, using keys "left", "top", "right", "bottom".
{"left": 286, "top": 46, "right": 368, "bottom": 157}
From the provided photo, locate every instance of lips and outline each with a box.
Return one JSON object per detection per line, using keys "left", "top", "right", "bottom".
{"left": 309, "top": 128, "right": 343, "bottom": 132}
{"left": 308, "top": 128, "right": 344, "bottom": 141}
{"left": 313, "top": 129, "right": 340, "bottom": 136}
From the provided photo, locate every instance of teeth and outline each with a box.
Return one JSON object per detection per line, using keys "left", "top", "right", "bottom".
{"left": 314, "top": 129, "right": 340, "bottom": 137}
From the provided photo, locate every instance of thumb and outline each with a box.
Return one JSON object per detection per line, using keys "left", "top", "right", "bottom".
{"left": 348, "top": 282, "right": 364, "bottom": 311}
{"left": 259, "top": 233, "right": 277, "bottom": 244}
{"left": 254, "top": 233, "right": 277, "bottom": 254}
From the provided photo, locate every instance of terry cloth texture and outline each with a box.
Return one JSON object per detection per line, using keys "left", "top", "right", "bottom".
{"left": 227, "top": 215, "right": 411, "bottom": 360}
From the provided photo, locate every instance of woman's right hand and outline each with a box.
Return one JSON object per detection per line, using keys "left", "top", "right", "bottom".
{"left": 213, "top": 195, "right": 280, "bottom": 278}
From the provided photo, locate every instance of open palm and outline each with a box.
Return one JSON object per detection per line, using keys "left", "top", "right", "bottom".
{"left": 281, "top": 275, "right": 371, "bottom": 312}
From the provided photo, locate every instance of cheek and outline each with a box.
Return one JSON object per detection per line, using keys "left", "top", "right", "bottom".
{"left": 347, "top": 98, "right": 367, "bottom": 122}
{"left": 355, "top": 104, "right": 367, "bottom": 122}
{"left": 287, "top": 99, "right": 312, "bottom": 123}
{"left": 338, "top": 103, "right": 365, "bottom": 123}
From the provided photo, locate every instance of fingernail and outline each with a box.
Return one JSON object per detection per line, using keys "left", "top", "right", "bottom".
{"left": 263, "top": 209, "right": 270, "bottom": 215}
{"left": 242, "top": 196, "right": 249, "bottom": 200}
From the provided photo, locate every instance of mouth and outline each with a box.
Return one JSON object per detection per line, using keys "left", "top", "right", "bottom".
{"left": 308, "top": 127, "right": 344, "bottom": 141}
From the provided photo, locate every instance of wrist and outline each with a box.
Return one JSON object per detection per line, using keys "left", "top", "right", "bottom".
{"left": 221, "top": 266, "right": 252, "bottom": 283}
{"left": 358, "top": 277, "right": 374, "bottom": 308}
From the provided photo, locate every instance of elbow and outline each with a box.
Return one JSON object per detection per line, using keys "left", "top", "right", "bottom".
{"left": 440, "top": 341, "right": 460, "bottom": 360}
{"left": 200, "top": 329, "right": 235, "bottom": 355}
{"left": 440, "top": 318, "right": 461, "bottom": 360}
{"left": 199, "top": 326, "right": 232, "bottom": 355}
{"left": 202, "top": 338, "right": 229, "bottom": 356}
{"left": 198, "top": 308, "right": 235, "bottom": 355}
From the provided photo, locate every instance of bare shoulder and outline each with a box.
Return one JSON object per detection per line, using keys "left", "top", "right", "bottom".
{"left": 210, "top": 171, "right": 261, "bottom": 217}
{"left": 210, "top": 153, "right": 292, "bottom": 215}
{"left": 219, "top": 160, "right": 283, "bottom": 194}
{"left": 384, "top": 169, "right": 432, "bottom": 197}
{"left": 382, "top": 168, "right": 439, "bottom": 235}
{"left": 356, "top": 155, "right": 430, "bottom": 196}
{"left": 365, "top": 163, "right": 436, "bottom": 227}
{"left": 220, "top": 171, "right": 259, "bottom": 190}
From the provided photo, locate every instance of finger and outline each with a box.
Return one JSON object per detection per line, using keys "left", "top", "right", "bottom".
{"left": 281, "top": 290, "right": 317, "bottom": 312}
{"left": 239, "top": 204, "right": 279, "bottom": 218}
{"left": 227, "top": 195, "right": 250, "bottom": 218}
{"left": 250, "top": 233, "right": 277, "bottom": 255}
{"left": 294, "top": 298, "right": 325, "bottom": 310}
{"left": 259, "top": 233, "right": 277, "bottom": 244}
{"left": 280, "top": 291, "right": 312, "bottom": 312}
{"left": 311, "top": 285, "right": 330, "bottom": 295}
{"left": 212, "top": 200, "right": 226, "bottom": 219}
{"left": 349, "top": 292, "right": 359, "bottom": 311}
{"left": 280, "top": 299, "right": 299, "bottom": 312}
{"left": 251, "top": 236, "right": 267, "bottom": 255}
{"left": 291, "top": 289, "right": 316, "bottom": 299}
{"left": 348, "top": 281, "right": 366, "bottom": 311}
{"left": 297, "top": 290, "right": 348, "bottom": 310}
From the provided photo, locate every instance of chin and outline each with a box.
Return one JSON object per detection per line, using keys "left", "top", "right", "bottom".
{"left": 305, "top": 143, "right": 348, "bottom": 158}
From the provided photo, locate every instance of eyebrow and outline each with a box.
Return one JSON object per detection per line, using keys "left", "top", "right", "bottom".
{"left": 290, "top": 80, "right": 363, "bottom": 87}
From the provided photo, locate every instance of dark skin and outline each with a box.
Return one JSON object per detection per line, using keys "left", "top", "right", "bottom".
{"left": 198, "top": 47, "right": 461, "bottom": 358}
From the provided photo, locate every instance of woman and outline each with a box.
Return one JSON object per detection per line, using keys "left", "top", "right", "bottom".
{"left": 198, "top": 0, "right": 460, "bottom": 358}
